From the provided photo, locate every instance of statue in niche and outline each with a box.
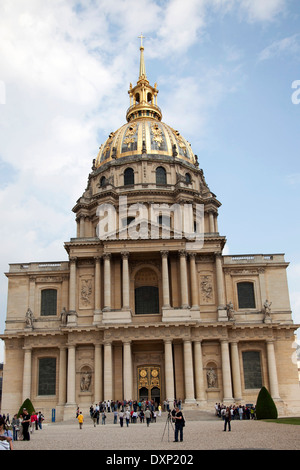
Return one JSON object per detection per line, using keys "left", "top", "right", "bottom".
{"left": 25, "top": 308, "right": 34, "bottom": 329}
{"left": 263, "top": 299, "right": 272, "bottom": 322}
{"left": 80, "top": 372, "right": 92, "bottom": 392}
{"left": 226, "top": 301, "right": 235, "bottom": 321}
{"left": 60, "top": 307, "right": 68, "bottom": 326}
{"left": 206, "top": 368, "right": 217, "bottom": 388}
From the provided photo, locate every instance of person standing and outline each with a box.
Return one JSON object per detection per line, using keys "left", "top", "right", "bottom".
{"left": 11, "top": 414, "right": 20, "bottom": 441}
{"left": 125, "top": 409, "right": 130, "bottom": 427}
{"left": 21, "top": 409, "right": 31, "bottom": 441}
{"left": 77, "top": 411, "right": 84, "bottom": 429}
{"left": 119, "top": 410, "right": 124, "bottom": 427}
{"left": 37, "top": 411, "right": 44, "bottom": 430}
{"left": 223, "top": 407, "right": 231, "bottom": 432}
{"left": 145, "top": 407, "right": 151, "bottom": 427}
{"left": 173, "top": 407, "right": 184, "bottom": 442}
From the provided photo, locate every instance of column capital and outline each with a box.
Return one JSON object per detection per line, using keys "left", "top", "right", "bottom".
{"left": 121, "top": 251, "right": 130, "bottom": 259}
{"left": 160, "top": 250, "right": 169, "bottom": 258}
{"left": 178, "top": 249, "right": 187, "bottom": 257}
{"left": 103, "top": 253, "right": 111, "bottom": 260}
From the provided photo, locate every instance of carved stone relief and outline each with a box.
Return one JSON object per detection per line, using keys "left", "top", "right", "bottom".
{"left": 200, "top": 274, "right": 215, "bottom": 304}
{"left": 79, "top": 276, "right": 93, "bottom": 309}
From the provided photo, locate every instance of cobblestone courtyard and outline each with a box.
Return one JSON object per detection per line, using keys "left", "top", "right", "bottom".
{"left": 12, "top": 410, "right": 300, "bottom": 451}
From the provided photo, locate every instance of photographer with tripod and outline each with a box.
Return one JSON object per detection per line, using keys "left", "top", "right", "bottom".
{"left": 173, "top": 407, "right": 184, "bottom": 442}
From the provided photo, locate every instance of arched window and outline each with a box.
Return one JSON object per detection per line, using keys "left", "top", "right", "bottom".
{"left": 135, "top": 268, "right": 159, "bottom": 315}
{"left": 135, "top": 286, "right": 159, "bottom": 314}
{"left": 156, "top": 166, "right": 166, "bottom": 185}
{"left": 237, "top": 282, "right": 256, "bottom": 309}
{"left": 124, "top": 167, "right": 134, "bottom": 186}
{"left": 41, "top": 289, "right": 57, "bottom": 316}
{"left": 242, "top": 351, "right": 262, "bottom": 389}
{"left": 38, "top": 357, "right": 56, "bottom": 395}
{"left": 185, "top": 173, "right": 191, "bottom": 184}
{"left": 100, "top": 176, "right": 107, "bottom": 187}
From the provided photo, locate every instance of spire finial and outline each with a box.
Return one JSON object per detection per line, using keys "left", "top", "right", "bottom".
{"left": 138, "top": 33, "right": 147, "bottom": 79}
{"left": 138, "top": 33, "right": 145, "bottom": 49}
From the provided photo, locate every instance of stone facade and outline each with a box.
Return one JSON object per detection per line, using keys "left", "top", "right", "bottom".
{"left": 1, "top": 44, "right": 299, "bottom": 420}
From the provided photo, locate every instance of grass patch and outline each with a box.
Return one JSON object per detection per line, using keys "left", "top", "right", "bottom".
{"left": 263, "top": 417, "right": 300, "bottom": 425}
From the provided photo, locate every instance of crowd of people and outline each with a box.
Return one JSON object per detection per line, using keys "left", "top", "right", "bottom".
{"left": 81, "top": 400, "right": 163, "bottom": 428}
{"left": 215, "top": 403, "right": 256, "bottom": 421}
{"left": 0, "top": 409, "right": 45, "bottom": 450}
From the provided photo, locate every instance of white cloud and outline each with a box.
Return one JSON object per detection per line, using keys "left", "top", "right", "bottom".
{"left": 258, "top": 34, "right": 300, "bottom": 61}
{"left": 238, "top": 0, "right": 287, "bottom": 22}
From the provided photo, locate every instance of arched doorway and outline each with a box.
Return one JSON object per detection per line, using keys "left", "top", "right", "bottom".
{"left": 137, "top": 366, "right": 161, "bottom": 407}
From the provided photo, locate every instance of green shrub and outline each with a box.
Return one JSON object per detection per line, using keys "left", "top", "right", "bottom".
{"left": 17, "top": 398, "right": 35, "bottom": 418}
{"left": 256, "top": 386, "right": 278, "bottom": 420}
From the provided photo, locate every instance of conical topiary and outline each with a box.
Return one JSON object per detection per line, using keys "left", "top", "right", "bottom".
{"left": 255, "top": 386, "right": 278, "bottom": 420}
{"left": 17, "top": 398, "right": 35, "bottom": 418}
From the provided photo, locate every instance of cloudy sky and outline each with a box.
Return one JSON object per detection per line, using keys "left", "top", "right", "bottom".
{"left": 0, "top": 0, "right": 300, "bottom": 361}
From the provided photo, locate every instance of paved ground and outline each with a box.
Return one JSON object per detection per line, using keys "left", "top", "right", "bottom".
{"left": 11, "top": 410, "right": 300, "bottom": 451}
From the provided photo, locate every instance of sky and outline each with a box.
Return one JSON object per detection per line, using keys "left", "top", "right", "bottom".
{"left": 0, "top": 0, "right": 300, "bottom": 362}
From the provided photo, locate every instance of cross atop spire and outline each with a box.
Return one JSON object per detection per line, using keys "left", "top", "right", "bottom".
{"left": 138, "top": 33, "right": 146, "bottom": 49}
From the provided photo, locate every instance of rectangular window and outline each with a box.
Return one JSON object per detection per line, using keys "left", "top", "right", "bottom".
{"left": 237, "top": 282, "right": 256, "bottom": 309}
{"left": 38, "top": 357, "right": 56, "bottom": 395}
{"left": 242, "top": 351, "right": 262, "bottom": 389}
{"left": 41, "top": 289, "right": 57, "bottom": 316}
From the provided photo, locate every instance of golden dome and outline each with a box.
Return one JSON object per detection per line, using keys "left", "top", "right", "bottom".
{"left": 95, "top": 36, "right": 197, "bottom": 168}
{"left": 95, "top": 119, "right": 197, "bottom": 167}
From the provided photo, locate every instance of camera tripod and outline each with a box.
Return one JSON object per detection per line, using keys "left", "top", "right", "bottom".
{"left": 161, "top": 411, "right": 174, "bottom": 442}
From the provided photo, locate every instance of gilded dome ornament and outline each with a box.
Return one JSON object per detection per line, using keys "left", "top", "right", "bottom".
{"left": 94, "top": 38, "right": 197, "bottom": 168}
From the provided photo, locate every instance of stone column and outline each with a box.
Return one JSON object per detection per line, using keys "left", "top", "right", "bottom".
{"left": 220, "top": 340, "right": 233, "bottom": 402}
{"left": 193, "top": 340, "right": 206, "bottom": 402}
{"left": 22, "top": 347, "right": 32, "bottom": 402}
{"left": 189, "top": 253, "right": 199, "bottom": 309}
{"left": 94, "top": 343, "right": 103, "bottom": 403}
{"left": 179, "top": 250, "right": 189, "bottom": 308}
{"left": 164, "top": 340, "right": 175, "bottom": 403}
{"left": 266, "top": 340, "right": 280, "bottom": 399}
{"left": 215, "top": 254, "right": 227, "bottom": 321}
{"left": 104, "top": 342, "right": 113, "bottom": 400}
{"left": 161, "top": 251, "right": 170, "bottom": 308}
{"left": 183, "top": 340, "right": 196, "bottom": 403}
{"left": 79, "top": 215, "right": 85, "bottom": 237}
{"left": 103, "top": 253, "right": 111, "bottom": 311}
{"left": 123, "top": 341, "right": 132, "bottom": 401}
{"left": 66, "top": 344, "right": 76, "bottom": 405}
{"left": 208, "top": 211, "right": 215, "bottom": 233}
{"left": 93, "top": 257, "right": 102, "bottom": 324}
{"left": 230, "top": 342, "right": 242, "bottom": 401}
{"left": 58, "top": 346, "right": 67, "bottom": 405}
{"left": 68, "top": 257, "right": 77, "bottom": 313}
{"left": 94, "top": 257, "right": 102, "bottom": 311}
{"left": 214, "top": 214, "right": 219, "bottom": 233}
{"left": 121, "top": 252, "right": 130, "bottom": 310}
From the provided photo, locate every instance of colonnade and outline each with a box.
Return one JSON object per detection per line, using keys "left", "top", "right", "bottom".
{"left": 68, "top": 249, "right": 207, "bottom": 315}
{"left": 22, "top": 338, "right": 281, "bottom": 407}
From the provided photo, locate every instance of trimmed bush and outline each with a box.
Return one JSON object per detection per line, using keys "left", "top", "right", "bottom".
{"left": 256, "top": 386, "right": 278, "bottom": 420}
{"left": 17, "top": 398, "right": 35, "bottom": 418}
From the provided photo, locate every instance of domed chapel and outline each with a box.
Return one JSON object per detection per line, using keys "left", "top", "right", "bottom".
{"left": 1, "top": 39, "right": 299, "bottom": 420}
